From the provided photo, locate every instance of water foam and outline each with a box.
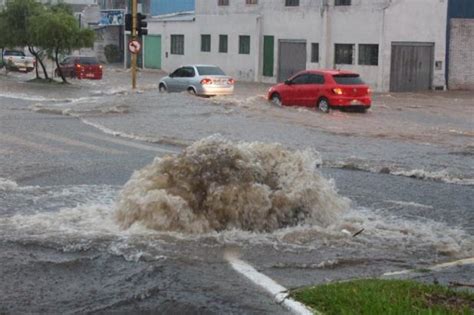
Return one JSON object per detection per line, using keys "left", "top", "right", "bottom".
{"left": 0, "top": 177, "right": 18, "bottom": 191}
{"left": 116, "top": 136, "right": 349, "bottom": 233}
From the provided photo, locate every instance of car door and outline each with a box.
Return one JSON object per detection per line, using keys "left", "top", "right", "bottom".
{"left": 286, "top": 74, "right": 309, "bottom": 106}
{"left": 59, "top": 57, "right": 72, "bottom": 76}
{"left": 303, "top": 74, "right": 325, "bottom": 106}
{"left": 180, "top": 66, "right": 196, "bottom": 90}
{"left": 167, "top": 68, "right": 184, "bottom": 92}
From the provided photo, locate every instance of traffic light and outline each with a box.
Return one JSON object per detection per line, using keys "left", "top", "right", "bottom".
{"left": 137, "top": 13, "right": 148, "bottom": 36}
{"left": 125, "top": 13, "right": 131, "bottom": 31}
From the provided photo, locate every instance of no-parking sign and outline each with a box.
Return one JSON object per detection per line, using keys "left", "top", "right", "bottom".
{"left": 128, "top": 40, "right": 141, "bottom": 54}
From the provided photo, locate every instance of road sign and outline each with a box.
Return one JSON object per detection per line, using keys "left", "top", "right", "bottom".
{"left": 128, "top": 40, "right": 141, "bottom": 54}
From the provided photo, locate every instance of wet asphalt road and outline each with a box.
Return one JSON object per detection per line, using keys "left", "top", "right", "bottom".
{"left": 0, "top": 71, "right": 473, "bottom": 314}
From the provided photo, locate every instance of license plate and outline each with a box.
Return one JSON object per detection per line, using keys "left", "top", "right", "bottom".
{"left": 86, "top": 73, "right": 94, "bottom": 78}
{"left": 19, "top": 68, "right": 26, "bottom": 71}
{"left": 351, "top": 99, "right": 362, "bottom": 105}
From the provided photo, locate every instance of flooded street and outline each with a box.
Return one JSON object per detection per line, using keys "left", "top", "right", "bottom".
{"left": 0, "top": 69, "right": 473, "bottom": 314}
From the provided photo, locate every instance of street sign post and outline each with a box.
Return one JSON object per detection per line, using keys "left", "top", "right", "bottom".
{"left": 128, "top": 40, "right": 141, "bottom": 54}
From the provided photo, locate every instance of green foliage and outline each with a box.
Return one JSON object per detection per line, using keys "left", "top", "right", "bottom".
{"left": 291, "top": 279, "right": 474, "bottom": 315}
{"left": 3, "top": 0, "right": 43, "bottom": 47}
{"left": 2, "top": 0, "right": 95, "bottom": 58}
{"left": 29, "top": 6, "right": 95, "bottom": 56}
{"left": 104, "top": 44, "right": 120, "bottom": 63}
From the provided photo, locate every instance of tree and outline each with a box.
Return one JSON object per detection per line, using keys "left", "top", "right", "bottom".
{"left": 29, "top": 6, "right": 95, "bottom": 83}
{"left": 0, "top": 12, "right": 9, "bottom": 68}
{"left": 2, "top": 0, "right": 47, "bottom": 78}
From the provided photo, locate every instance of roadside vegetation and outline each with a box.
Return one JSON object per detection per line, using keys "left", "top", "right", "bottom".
{"left": 291, "top": 279, "right": 474, "bottom": 315}
{"left": 0, "top": 0, "right": 94, "bottom": 83}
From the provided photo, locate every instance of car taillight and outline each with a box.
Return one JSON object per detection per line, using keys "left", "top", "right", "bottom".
{"left": 76, "top": 64, "right": 82, "bottom": 69}
{"left": 367, "top": 88, "right": 372, "bottom": 94}
{"left": 99, "top": 65, "right": 103, "bottom": 69}
{"left": 228, "top": 78, "right": 235, "bottom": 85}
{"left": 200, "top": 78, "right": 213, "bottom": 85}
{"left": 332, "top": 88, "right": 343, "bottom": 95}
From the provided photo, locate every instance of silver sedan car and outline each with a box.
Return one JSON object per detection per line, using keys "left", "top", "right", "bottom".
{"left": 158, "top": 65, "right": 234, "bottom": 96}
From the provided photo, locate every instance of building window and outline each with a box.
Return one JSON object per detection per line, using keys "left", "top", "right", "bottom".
{"left": 335, "top": 44, "right": 354, "bottom": 64}
{"left": 285, "top": 0, "right": 299, "bottom": 6}
{"left": 246, "top": 0, "right": 258, "bottom": 4}
{"left": 201, "top": 35, "right": 211, "bottom": 52}
{"left": 311, "top": 43, "right": 319, "bottom": 63}
{"left": 335, "top": 0, "right": 351, "bottom": 5}
{"left": 218, "top": 0, "right": 229, "bottom": 6}
{"left": 171, "top": 35, "right": 184, "bottom": 55}
{"left": 219, "top": 35, "right": 228, "bottom": 53}
{"left": 359, "top": 44, "right": 378, "bottom": 65}
{"left": 239, "top": 35, "right": 250, "bottom": 54}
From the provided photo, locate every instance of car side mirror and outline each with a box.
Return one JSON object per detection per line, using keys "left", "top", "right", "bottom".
{"left": 169, "top": 74, "right": 174, "bottom": 78}
{"left": 284, "top": 79, "right": 292, "bottom": 85}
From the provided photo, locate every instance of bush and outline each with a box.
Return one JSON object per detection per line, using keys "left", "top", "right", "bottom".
{"left": 104, "top": 44, "right": 120, "bottom": 63}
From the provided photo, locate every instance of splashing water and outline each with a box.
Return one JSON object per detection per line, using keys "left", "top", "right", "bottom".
{"left": 116, "top": 136, "right": 349, "bottom": 233}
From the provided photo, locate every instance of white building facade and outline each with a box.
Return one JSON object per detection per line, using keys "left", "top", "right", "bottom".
{"left": 145, "top": 0, "right": 448, "bottom": 92}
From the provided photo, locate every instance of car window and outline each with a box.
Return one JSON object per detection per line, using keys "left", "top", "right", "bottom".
{"left": 182, "top": 67, "right": 196, "bottom": 77}
{"left": 78, "top": 57, "right": 99, "bottom": 65}
{"left": 4, "top": 50, "right": 25, "bottom": 57}
{"left": 61, "top": 57, "right": 71, "bottom": 64}
{"left": 171, "top": 68, "right": 184, "bottom": 77}
{"left": 196, "top": 66, "right": 225, "bottom": 76}
{"left": 307, "top": 74, "right": 325, "bottom": 84}
{"left": 333, "top": 74, "right": 364, "bottom": 85}
{"left": 291, "top": 74, "right": 309, "bottom": 85}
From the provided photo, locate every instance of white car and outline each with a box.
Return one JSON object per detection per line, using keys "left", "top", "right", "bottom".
{"left": 2, "top": 50, "right": 35, "bottom": 73}
{"left": 159, "top": 65, "right": 234, "bottom": 96}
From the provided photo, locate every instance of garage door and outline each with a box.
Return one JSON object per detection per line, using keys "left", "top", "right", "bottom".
{"left": 390, "top": 42, "right": 434, "bottom": 92}
{"left": 144, "top": 35, "right": 162, "bottom": 69}
{"left": 278, "top": 40, "right": 307, "bottom": 82}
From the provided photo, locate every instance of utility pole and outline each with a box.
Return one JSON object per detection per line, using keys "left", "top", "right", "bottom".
{"left": 131, "top": 0, "right": 137, "bottom": 89}
{"left": 125, "top": 5, "right": 147, "bottom": 89}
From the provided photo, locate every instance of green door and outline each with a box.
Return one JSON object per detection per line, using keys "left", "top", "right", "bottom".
{"left": 144, "top": 35, "right": 162, "bottom": 69}
{"left": 263, "top": 36, "right": 274, "bottom": 77}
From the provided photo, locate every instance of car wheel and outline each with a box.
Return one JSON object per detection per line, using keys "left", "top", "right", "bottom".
{"left": 159, "top": 84, "right": 167, "bottom": 93}
{"left": 271, "top": 93, "right": 282, "bottom": 106}
{"left": 187, "top": 88, "right": 196, "bottom": 95}
{"left": 317, "top": 98, "right": 330, "bottom": 113}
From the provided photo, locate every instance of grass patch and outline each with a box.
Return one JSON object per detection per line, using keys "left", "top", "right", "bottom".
{"left": 291, "top": 279, "right": 474, "bottom": 315}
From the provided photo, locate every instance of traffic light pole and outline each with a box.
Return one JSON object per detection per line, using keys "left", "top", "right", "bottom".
{"left": 131, "top": 0, "right": 137, "bottom": 89}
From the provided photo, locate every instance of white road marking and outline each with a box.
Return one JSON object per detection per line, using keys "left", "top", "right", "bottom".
{"left": 1, "top": 134, "right": 67, "bottom": 154}
{"left": 225, "top": 255, "right": 316, "bottom": 315}
{"left": 36, "top": 132, "right": 125, "bottom": 155}
{"left": 81, "top": 132, "right": 179, "bottom": 154}
{"left": 383, "top": 257, "right": 474, "bottom": 276}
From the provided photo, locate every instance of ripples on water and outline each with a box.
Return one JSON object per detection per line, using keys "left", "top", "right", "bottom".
{"left": 1, "top": 138, "right": 472, "bottom": 262}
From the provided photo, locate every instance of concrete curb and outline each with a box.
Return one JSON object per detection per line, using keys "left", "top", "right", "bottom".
{"left": 226, "top": 256, "right": 317, "bottom": 315}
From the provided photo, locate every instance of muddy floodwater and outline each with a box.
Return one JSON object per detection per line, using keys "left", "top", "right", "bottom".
{"left": 0, "top": 69, "right": 473, "bottom": 313}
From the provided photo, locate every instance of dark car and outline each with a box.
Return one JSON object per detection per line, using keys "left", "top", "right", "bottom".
{"left": 55, "top": 56, "right": 103, "bottom": 80}
{"left": 267, "top": 69, "right": 371, "bottom": 113}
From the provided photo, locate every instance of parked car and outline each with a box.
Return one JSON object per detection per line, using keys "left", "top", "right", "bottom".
{"left": 267, "top": 69, "right": 371, "bottom": 113}
{"left": 159, "top": 65, "right": 235, "bottom": 96}
{"left": 2, "top": 50, "right": 36, "bottom": 73}
{"left": 55, "top": 56, "right": 103, "bottom": 80}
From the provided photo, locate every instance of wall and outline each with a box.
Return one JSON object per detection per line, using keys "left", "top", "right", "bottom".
{"left": 148, "top": 0, "right": 448, "bottom": 92}
{"left": 382, "top": 0, "right": 448, "bottom": 91}
{"left": 448, "top": 19, "right": 474, "bottom": 89}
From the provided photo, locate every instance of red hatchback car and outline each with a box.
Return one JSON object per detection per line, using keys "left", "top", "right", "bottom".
{"left": 55, "top": 56, "right": 103, "bottom": 80}
{"left": 267, "top": 70, "right": 371, "bottom": 113}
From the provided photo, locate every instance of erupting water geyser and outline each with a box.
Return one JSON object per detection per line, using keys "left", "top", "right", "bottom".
{"left": 116, "top": 136, "right": 349, "bottom": 233}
